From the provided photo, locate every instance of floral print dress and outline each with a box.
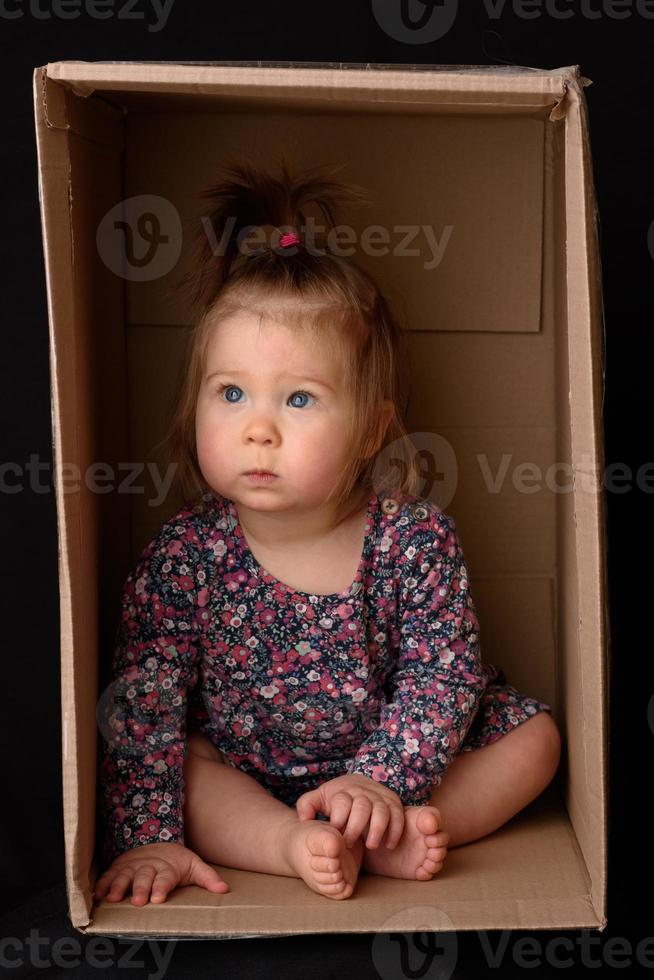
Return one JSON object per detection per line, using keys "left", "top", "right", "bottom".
{"left": 98, "top": 488, "right": 552, "bottom": 864}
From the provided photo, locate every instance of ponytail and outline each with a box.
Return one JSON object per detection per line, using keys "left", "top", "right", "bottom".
{"left": 157, "top": 157, "right": 425, "bottom": 519}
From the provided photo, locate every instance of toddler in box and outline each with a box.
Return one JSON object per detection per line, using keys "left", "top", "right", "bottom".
{"left": 95, "top": 159, "right": 560, "bottom": 904}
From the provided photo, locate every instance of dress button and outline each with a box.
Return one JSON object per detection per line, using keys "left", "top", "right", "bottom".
{"left": 412, "top": 503, "right": 429, "bottom": 521}
{"left": 381, "top": 497, "right": 399, "bottom": 515}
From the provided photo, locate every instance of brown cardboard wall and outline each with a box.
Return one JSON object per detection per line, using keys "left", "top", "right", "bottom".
{"left": 125, "top": 112, "right": 545, "bottom": 334}
{"left": 35, "top": 73, "right": 130, "bottom": 927}
{"left": 33, "top": 62, "right": 608, "bottom": 936}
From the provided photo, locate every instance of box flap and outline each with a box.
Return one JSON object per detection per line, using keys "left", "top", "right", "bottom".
{"left": 42, "top": 61, "right": 582, "bottom": 122}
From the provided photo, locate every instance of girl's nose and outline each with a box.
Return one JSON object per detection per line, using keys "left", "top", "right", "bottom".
{"left": 243, "top": 417, "right": 280, "bottom": 444}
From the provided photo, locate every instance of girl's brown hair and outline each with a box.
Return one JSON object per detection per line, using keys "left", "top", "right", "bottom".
{"left": 157, "top": 156, "right": 424, "bottom": 527}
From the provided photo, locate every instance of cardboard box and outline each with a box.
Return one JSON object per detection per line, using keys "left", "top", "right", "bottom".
{"left": 33, "top": 60, "right": 609, "bottom": 938}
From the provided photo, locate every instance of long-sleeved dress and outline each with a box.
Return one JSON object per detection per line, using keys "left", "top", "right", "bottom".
{"left": 98, "top": 487, "right": 552, "bottom": 865}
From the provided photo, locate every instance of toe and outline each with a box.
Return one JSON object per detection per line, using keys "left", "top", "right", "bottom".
{"left": 315, "top": 869, "right": 344, "bottom": 884}
{"left": 416, "top": 806, "right": 441, "bottom": 837}
{"left": 307, "top": 828, "right": 341, "bottom": 860}
{"left": 321, "top": 878, "right": 348, "bottom": 894}
{"left": 311, "top": 855, "right": 340, "bottom": 873}
{"left": 425, "top": 831, "right": 449, "bottom": 847}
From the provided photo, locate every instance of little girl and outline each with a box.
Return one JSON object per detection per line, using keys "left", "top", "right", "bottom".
{"left": 94, "top": 159, "right": 560, "bottom": 906}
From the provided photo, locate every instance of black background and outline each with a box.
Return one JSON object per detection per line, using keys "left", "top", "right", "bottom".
{"left": 1, "top": 1, "right": 651, "bottom": 977}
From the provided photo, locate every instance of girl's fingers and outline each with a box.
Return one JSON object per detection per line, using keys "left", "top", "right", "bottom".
{"left": 189, "top": 858, "right": 230, "bottom": 893}
{"left": 130, "top": 865, "right": 158, "bottom": 905}
{"left": 150, "top": 866, "right": 180, "bottom": 903}
{"left": 93, "top": 872, "right": 114, "bottom": 900}
{"left": 342, "top": 796, "right": 372, "bottom": 847}
{"left": 328, "top": 792, "right": 352, "bottom": 832}
{"left": 384, "top": 804, "right": 406, "bottom": 849}
{"left": 105, "top": 869, "right": 135, "bottom": 902}
{"left": 295, "top": 789, "right": 321, "bottom": 821}
{"left": 364, "top": 800, "right": 391, "bottom": 849}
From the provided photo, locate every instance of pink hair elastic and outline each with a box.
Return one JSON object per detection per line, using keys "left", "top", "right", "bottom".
{"left": 279, "top": 231, "right": 301, "bottom": 248}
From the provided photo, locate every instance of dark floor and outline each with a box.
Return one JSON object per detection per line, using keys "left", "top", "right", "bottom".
{"left": 0, "top": 879, "right": 647, "bottom": 980}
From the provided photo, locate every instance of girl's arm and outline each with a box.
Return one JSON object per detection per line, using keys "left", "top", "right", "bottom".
{"left": 345, "top": 507, "right": 487, "bottom": 804}
{"left": 97, "top": 521, "right": 205, "bottom": 867}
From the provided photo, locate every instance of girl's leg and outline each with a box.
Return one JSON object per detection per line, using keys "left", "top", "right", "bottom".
{"left": 182, "top": 731, "right": 364, "bottom": 897}
{"left": 183, "top": 734, "right": 296, "bottom": 875}
{"left": 360, "top": 713, "right": 559, "bottom": 881}
{"left": 427, "top": 711, "right": 562, "bottom": 848}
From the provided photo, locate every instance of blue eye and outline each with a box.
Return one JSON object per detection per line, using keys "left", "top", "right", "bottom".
{"left": 288, "top": 391, "right": 316, "bottom": 409}
{"left": 221, "top": 385, "right": 242, "bottom": 403}
{"left": 216, "top": 384, "right": 317, "bottom": 408}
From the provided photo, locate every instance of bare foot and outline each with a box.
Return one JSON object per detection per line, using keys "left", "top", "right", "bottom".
{"left": 280, "top": 819, "right": 364, "bottom": 900}
{"left": 361, "top": 806, "right": 449, "bottom": 881}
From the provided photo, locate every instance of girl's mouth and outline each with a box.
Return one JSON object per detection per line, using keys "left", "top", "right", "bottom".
{"left": 244, "top": 472, "right": 277, "bottom": 484}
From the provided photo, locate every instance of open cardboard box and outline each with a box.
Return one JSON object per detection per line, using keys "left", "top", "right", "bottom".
{"left": 33, "top": 60, "right": 609, "bottom": 938}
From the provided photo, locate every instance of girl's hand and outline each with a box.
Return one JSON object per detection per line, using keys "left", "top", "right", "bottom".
{"left": 93, "top": 841, "right": 229, "bottom": 906}
{"left": 295, "top": 773, "right": 405, "bottom": 850}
